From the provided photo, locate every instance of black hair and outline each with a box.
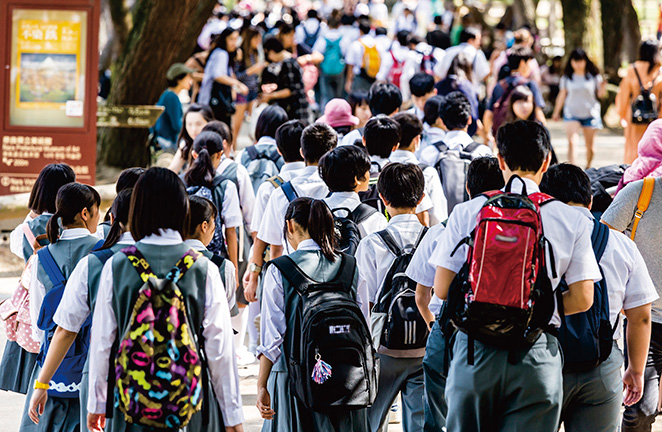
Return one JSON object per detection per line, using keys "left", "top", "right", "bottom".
{"left": 423, "top": 95, "right": 444, "bottom": 126}
{"left": 319, "top": 145, "right": 371, "bottom": 192}
{"left": 363, "top": 116, "right": 401, "bottom": 158}
{"left": 263, "top": 35, "right": 285, "bottom": 55}
{"left": 240, "top": 26, "right": 262, "bottom": 70}
{"left": 460, "top": 27, "right": 480, "bottom": 43}
{"left": 202, "top": 120, "right": 232, "bottom": 144}
{"left": 506, "top": 85, "right": 536, "bottom": 123}
{"left": 378, "top": 163, "right": 425, "bottom": 208}
{"left": 47, "top": 183, "right": 100, "bottom": 244}
{"left": 187, "top": 195, "right": 218, "bottom": 238}
{"left": 409, "top": 73, "right": 435, "bottom": 97}
{"left": 177, "top": 104, "right": 214, "bottom": 163}
{"left": 564, "top": 48, "right": 600, "bottom": 79}
{"left": 211, "top": 27, "right": 239, "bottom": 68}
{"left": 300, "top": 123, "right": 337, "bottom": 163}
{"left": 358, "top": 19, "right": 371, "bottom": 35}
{"left": 466, "top": 157, "right": 505, "bottom": 198}
{"left": 447, "top": 52, "right": 473, "bottom": 82}
{"left": 349, "top": 91, "right": 369, "bottom": 115}
{"left": 392, "top": 112, "right": 424, "bottom": 149}
{"left": 439, "top": 91, "right": 472, "bottom": 130}
{"left": 184, "top": 131, "right": 224, "bottom": 188}
{"left": 167, "top": 73, "right": 188, "bottom": 88}
{"left": 396, "top": 30, "right": 410, "bottom": 47}
{"left": 278, "top": 22, "right": 295, "bottom": 35}
{"left": 368, "top": 83, "right": 402, "bottom": 116}
{"left": 275, "top": 120, "right": 306, "bottom": 162}
{"left": 376, "top": 27, "right": 388, "bottom": 36}
{"left": 28, "top": 163, "right": 76, "bottom": 214}
{"left": 639, "top": 39, "right": 661, "bottom": 74}
{"left": 496, "top": 121, "right": 551, "bottom": 173}
{"left": 407, "top": 34, "right": 424, "bottom": 47}
{"left": 341, "top": 14, "right": 356, "bottom": 26}
{"left": 116, "top": 167, "right": 145, "bottom": 193}
{"left": 99, "top": 188, "right": 133, "bottom": 250}
{"left": 130, "top": 167, "right": 189, "bottom": 241}
{"left": 507, "top": 46, "right": 534, "bottom": 71}
{"left": 307, "top": 9, "right": 318, "bottom": 20}
{"left": 434, "top": 15, "right": 442, "bottom": 25}
{"left": 256, "top": 105, "right": 289, "bottom": 140}
{"left": 284, "top": 197, "right": 337, "bottom": 261}
{"left": 540, "top": 163, "right": 592, "bottom": 206}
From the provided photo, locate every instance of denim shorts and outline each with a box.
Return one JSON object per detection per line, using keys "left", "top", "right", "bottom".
{"left": 563, "top": 115, "right": 603, "bottom": 129}
{"left": 236, "top": 90, "right": 258, "bottom": 104}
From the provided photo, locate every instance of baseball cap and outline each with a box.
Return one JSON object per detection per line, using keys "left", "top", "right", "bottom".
{"left": 316, "top": 99, "right": 360, "bottom": 128}
{"left": 166, "top": 63, "right": 195, "bottom": 81}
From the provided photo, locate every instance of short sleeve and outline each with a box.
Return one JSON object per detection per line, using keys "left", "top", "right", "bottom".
{"left": 602, "top": 182, "right": 640, "bottom": 232}
{"left": 623, "top": 244, "right": 659, "bottom": 311}
{"left": 221, "top": 182, "right": 243, "bottom": 229}
{"left": 559, "top": 76, "right": 567, "bottom": 91}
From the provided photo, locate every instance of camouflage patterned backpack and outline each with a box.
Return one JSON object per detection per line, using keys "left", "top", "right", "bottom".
{"left": 113, "top": 246, "right": 204, "bottom": 429}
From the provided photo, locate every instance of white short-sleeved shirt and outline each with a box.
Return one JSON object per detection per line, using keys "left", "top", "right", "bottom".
{"left": 405, "top": 222, "right": 447, "bottom": 316}
{"left": 250, "top": 162, "right": 305, "bottom": 233}
{"left": 257, "top": 166, "right": 329, "bottom": 246}
{"left": 389, "top": 150, "right": 448, "bottom": 225}
{"left": 341, "top": 128, "right": 364, "bottom": 146}
{"left": 199, "top": 48, "right": 232, "bottom": 106}
{"left": 418, "top": 126, "right": 446, "bottom": 159}
{"left": 429, "top": 177, "right": 602, "bottom": 327}
{"left": 185, "top": 238, "right": 237, "bottom": 312}
{"left": 323, "top": 191, "right": 388, "bottom": 240}
{"left": 434, "top": 42, "right": 490, "bottom": 86}
{"left": 312, "top": 29, "right": 345, "bottom": 56}
{"left": 346, "top": 35, "right": 382, "bottom": 75}
{"left": 574, "top": 207, "right": 658, "bottom": 339}
{"left": 87, "top": 229, "right": 243, "bottom": 427}
{"left": 217, "top": 157, "right": 256, "bottom": 228}
{"left": 219, "top": 180, "right": 243, "bottom": 229}
{"left": 10, "top": 214, "right": 33, "bottom": 259}
{"left": 419, "top": 130, "right": 493, "bottom": 167}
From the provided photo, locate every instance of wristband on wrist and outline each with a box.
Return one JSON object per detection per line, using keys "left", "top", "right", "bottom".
{"left": 34, "top": 379, "right": 49, "bottom": 390}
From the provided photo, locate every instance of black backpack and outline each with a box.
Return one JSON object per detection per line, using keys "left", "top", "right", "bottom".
{"left": 332, "top": 204, "right": 378, "bottom": 256}
{"left": 632, "top": 65, "right": 660, "bottom": 125}
{"left": 584, "top": 164, "right": 629, "bottom": 216}
{"left": 270, "top": 254, "right": 377, "bottom": 411}
{"left": 358, "top": 162, "right": 385, "bottom": 214}
{"left": 372, "top": 228, "right": 430, "bottom": 350}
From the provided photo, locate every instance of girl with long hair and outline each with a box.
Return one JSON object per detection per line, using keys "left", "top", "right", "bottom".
{"left": 168, "top": 104, "right": 214, "bottom": 174}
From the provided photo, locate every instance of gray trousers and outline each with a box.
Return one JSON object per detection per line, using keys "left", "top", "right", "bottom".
{"left": 368, "top": 354, "right": 424, "bottom": 432}
{"left": 423, "top": 320, "right": 448, "bottom": 432}
{"left": 445, "top": 331, "right": 563, "bottom": 432}
{"left": 561, "top": 342, "right": 623, "bottom": 432}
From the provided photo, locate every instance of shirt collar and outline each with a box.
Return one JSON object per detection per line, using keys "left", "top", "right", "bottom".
{"left": 184, "top": 238, "right": 208, "bottom": 251}
{"left": 328, "top": 191, "right": 360, "bottom": 200}
{"left": 256, "top": 136, "right": 277, "bottom": 146}
{"left": 575, "top": 206, "right": 595, "bottom": 220}
{"left": 300, "top": 165, "right": 319, "bottom": 177}
{"left": 444, "top": 130, "right": 473, "bottom": 148}
{"left": 501, "top": 176, "right": 540, "bottom": 195}
{"left": 390, "top": 150, "right": 419, "bottom": 164}
{"left": 59, "top": 228, "right": 92, "bottom": 240}
{"left": 118, "top": 232, "right": 135, "bottom": 244}
{"left": 281, "top": 161, "right": 305, "bottom": 174}
{"left": 371, "top": 155, "right": 389, "bottom": 166}
{"left": 388, "top": 213, "right": 421, "bottom": 225}
{"left": 141, "top": 229, "right": 183, "bottom": 245}
{"left": 298, "top": 238, "right": 322, "bottom": 251}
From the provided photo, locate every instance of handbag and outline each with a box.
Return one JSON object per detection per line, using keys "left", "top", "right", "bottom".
{"left": 209, "top": 81, "right": 236, "bottom": 116}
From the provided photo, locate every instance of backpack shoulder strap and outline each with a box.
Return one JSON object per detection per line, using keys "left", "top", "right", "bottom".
{"left": 463, "top": 141, "right": 482, "bottom": 154}
{"left": 221, "top": 162, "right": 239, "bottom": 183}
{"left": 210, "top": 254, "right": 226, "bottom": 269}
{"left": 633, "top": 64, "right": 647, "bottom": 91}
{"left": 631, "top": 177, "right": 655, "bottom": 240}
{"left": 415, "top": 226, "right": 429, "bottom": 248}
{"left": 529, "top": 192, "right": 556, "bottom": 207}
{"left": 38, "top": 246, "right": 66, "bottom": 288}
{"left": 281, "top": 181, "right": 299, "bottom": 202}
{"left": 591, "top": 219, "right": 610, "bottom": 262}
{"left": 92, "top": 239, "right": 105, "bottom": 251}
{"left": 351, "top": 203, "right": 378, "bottom": 224}
{"left": 167, "top": 248, "right": 203, "bottom": 284}
{"left": 376, "top": 230, "right": 402, "bottom": 257}
{"left": 268, "top": 148, "right": 282, "bottom": 164}
{"left": 121, "top": 245, "right": 157, "bottom": 282}
{"left": 330, "top": 254, "right": 356, "bottom": 289}
{"left": 433, "top": 140, "right": 449, "bottom": 153}
{"left": 91, "top": 248, "right": 115, "bottom": 265}
{"left": 22, "top": 224, "right": 37, "bottom": 251}
{"left": 269, "top": 255, "right": 315, "bottom": 294}
{"left": 246, "top": 145, "right": 259, "bottom": 161}
{"left": 266, "top": 175, "right": 285, "bottom": 189}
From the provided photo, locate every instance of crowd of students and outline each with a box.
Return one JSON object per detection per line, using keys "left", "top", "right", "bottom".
{"left": 4, "top": 2, "right": 662, "bottom": 432}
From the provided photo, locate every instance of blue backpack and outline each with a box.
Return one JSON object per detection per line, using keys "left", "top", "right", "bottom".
{"left": 558, "top": 218, "right": 616, "bottom": 372}
{"left": 36, "top": 247, "right": 91, "bottom": 398}
{"left": 303, "top": 25, "right": 321, "bottom": 50}
{"left": 321, "top": 37, "right": 345, "bottom": 76}
{"left": 242, "top": 145, "right": 284, "bottom": 193}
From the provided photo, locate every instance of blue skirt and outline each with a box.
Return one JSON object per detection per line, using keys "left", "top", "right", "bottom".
{"left": 0, "top": 341, "right": 38, "bottom": 394}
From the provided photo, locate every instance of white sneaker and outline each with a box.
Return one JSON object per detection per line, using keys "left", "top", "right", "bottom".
{"left": 236, "top": 346, "right": 256, "bottom": 366}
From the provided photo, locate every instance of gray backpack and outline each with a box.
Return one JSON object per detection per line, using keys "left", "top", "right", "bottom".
{"left": 433, "top": 140, "right": 483, "bottom": 214}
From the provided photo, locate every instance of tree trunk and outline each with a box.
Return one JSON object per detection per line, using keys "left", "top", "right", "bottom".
{"left": 98, "top": 0, "right": 216, "bottom": 168}
{"left": 513, "top": 0, "right": 538, "bottom": 30}
{"left": 560, "top": 0, "right": 603, "bottom": 69}
{"left": 623, "top": 0, "right": 642, "bottom": 64}
{"left": 601, "top": 0, "right": 624, "bottom": 82}
{"left": 99, "top": 0, "right": 129, "bottom": 72}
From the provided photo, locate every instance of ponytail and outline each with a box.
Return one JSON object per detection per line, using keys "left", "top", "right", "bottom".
{"left": 184, "top": 131, "right": 225, "bottom": 188}
{"left": 46, "top": 183, "right": 101, "bottom": 244}
{"left": 99, "top": 188, "right": 132, "bottom": 250}
{"left": 284, "top": 197, "right": 337, "bottom": 261}
{"left": 187, "top": 195, "right": 218, "bottom": 238}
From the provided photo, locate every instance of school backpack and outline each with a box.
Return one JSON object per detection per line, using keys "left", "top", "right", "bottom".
{"left": 358, "top": 162, "right": 385, "bottom": 214}
{"left": 432, "top": 140, "right": 485, "bottom": 214}
{"left": 445, "top": 176, "right": 557, "bottom": 363}
{"left": 320, "top": 37, "right": 345, "bottom": 76}
{"left": 331, "top": 204, "right": 378, "bottom": 256}
{"left": 280, "top": 180, "right": 299, "bottom": 203}
{"left": 558, "top": 219, "right": 616, "bottom": 372}
{"left": 585, "top": 164, "right": 629, "bottom": 216}
{"left": 36, "top": 247, "right": 91, "bottom": 397}
{"left": 416, "top": 46, "right": 437, "bottom": 76}
{"left": 270, "top": 254, "right": 377, "bottom": 411}
{"left": 491, "top": 76, "right": 528, "bottom": 135}
{"left": 629, "top": 176, "right": 656, "bottom": 241}
{"left": 303, "top": 25, "right": 321, "bottom": 50}
{"left": 632, "top": 65, "right": 660, "bottom": 125}
{"left": 371, "top": 228, "right": 429, "bottom": 350}
{"left": 187, "top": 178, "right": 229, "bottom": 259}
{"left": 387, "top": 50, "right": 406, "bottom": 88}
{"left": 112, "top": 246, "right": 205, "bottom": 429}
{"left": 360, "top": 40, "right": 381, "bottom": 80}
{"left": 241, "top": 145, "right": 284, "bottom": 193}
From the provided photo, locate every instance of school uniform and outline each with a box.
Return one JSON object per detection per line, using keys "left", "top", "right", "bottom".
{"left": 341, "top": 128, "right": 364, "bottom": 146}
{"left": 405, "top": 222, "right": 448, "bottom": 432}
{"left": 250, "top": 161, "right": 305, "bottom": 233}
{"left": 368, "top": 155, "right": 434, "bottom": 216}
{"left": 560, "top": 207, "right": 658, "bottom": 432}
{"left": 239, "top": 137, "right": 285, "bottom": 188}
{"left": 87, "top": 229, "right": 243, "bottom": 431}
{"left": 257, "top": 165, "right": 329, "bottom": 248}
{"left": 217, "top": 155, "right": 256, "bottom": 229}
{"left": 258, "top": 239, "right": 369, "bottom": 431}
{"left": 418, "top": 126, "right": 446, "bottom": 159}
{"left": 1, "top": 214, "right": 47, "bottom": 395}
{"left": 54, "top": 232, "right": 135, "bottom": 429}
{"left": 389, "top": 150, "right": 448, "bottom": 226}
{"left": 323, "top": 191, "right": 388, "bottom": 239}
{"left": 356, "top": 214, "right": 426, "bottom": 432}
{"left": 429, "top": 177, "right": 602, "bottom": 432}
{"left": 419, "top": 129, "right": 493, "bottom": 167}
{"left": 23, "top": 228, "right": 100, "bottom": 432}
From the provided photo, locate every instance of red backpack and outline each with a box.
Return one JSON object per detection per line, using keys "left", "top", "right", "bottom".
{"left": 445, "top": 176, "right": 557, "bottom": 363}
{"left": 387, "top": 50, "right": 406, "bottom": 88}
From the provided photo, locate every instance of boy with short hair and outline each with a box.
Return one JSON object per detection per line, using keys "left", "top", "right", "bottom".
{"left": 431, "top": 121, "right": 601, "bottom": 431}
{"left": 540, "top": 164, "right": 656, "bottom": 432}
{"left": 342, "top": 83, "right": 403, "bottom": 145}
{"left": 407, "top": 156, "right": 504, "bottom": 432}
{"left": 408, "top": 73, "right": 437, "bottom": 121}
{"left": 419, "top": 95, "right": 446, "bottom": 156}
{"left": 392, "top": 112, "right": 447, "bottom": 225}
{"left": 355, "top": 162, "right": 427, "bottom": 431}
